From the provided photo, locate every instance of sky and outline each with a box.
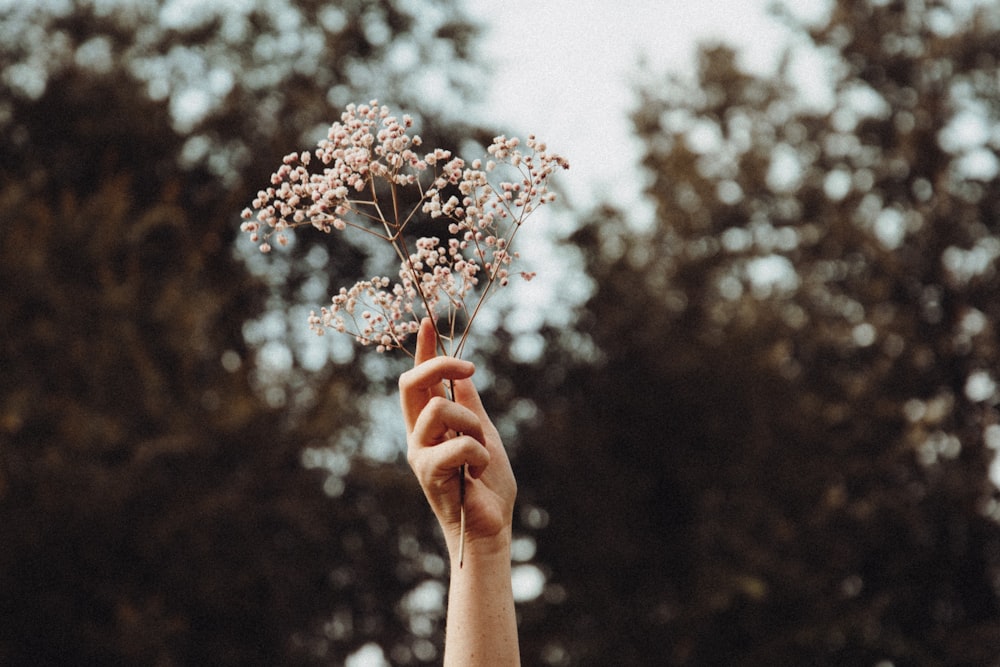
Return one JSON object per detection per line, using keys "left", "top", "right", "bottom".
{"left": 465, "top": 0, "right": 831, "bottom": 212}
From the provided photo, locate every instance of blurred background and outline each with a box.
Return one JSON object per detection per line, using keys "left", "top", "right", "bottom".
{"left": 2, "top": 0, "right": 1000, "bottom": 665}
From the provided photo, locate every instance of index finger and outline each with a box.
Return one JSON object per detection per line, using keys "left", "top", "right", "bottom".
{"left": 398, "top": 319, "right": 475, "bottom": 430}
{"left": 399, "top": 357, "right": 475, "bottom": 430}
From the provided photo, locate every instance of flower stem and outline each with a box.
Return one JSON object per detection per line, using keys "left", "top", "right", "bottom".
{"left": 447, "top": 377, "right": 467, "bottom": 567}
{"left": 459, "top": 463, "right": 467, "bottom": 568}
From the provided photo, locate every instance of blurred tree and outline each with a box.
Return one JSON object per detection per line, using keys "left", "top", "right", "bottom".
{"left": 0, "top": 0, "right": 487, "bottom": 664}
{"left": 502, "top": 1, "right": 1000, "bottom": 664}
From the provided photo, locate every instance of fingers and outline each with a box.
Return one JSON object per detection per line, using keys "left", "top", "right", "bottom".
{"left": 409, "top": 396, "right": 489, "bottom": 475}
{"left": 452, "top": 375, "right": 492, "bottom": 428}
{"left": 410, "top": 396, "right": 485, "bottom": 448}
{"left": 407, "top": 432, "right": 491, "bottom": 491}
{"left": 400, "top": 316, "right": 502, "bottom": 491}
{"left": 399, "top": 319, "right": 475, "bottom": 431}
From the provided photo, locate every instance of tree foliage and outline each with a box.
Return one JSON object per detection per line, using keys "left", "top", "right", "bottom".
{"left": 0, "top": 1, "right": 486, "bottom": 663}
{"left": 505, "top": 1, "right": 1000, "bottom": 664}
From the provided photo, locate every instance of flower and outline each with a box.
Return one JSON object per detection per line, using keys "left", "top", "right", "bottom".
{"left": 243, "top": 101, "right": 568, "bottom": 357}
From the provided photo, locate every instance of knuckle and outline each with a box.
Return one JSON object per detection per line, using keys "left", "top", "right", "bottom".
{"left": 460, "top": 435, "right": 488, "bottom": 462}
{"left": 426, "top": 395, "right": 451, "bottom": 415}
{"left": 398, "top": 368, "right": 416, "bottom": 391}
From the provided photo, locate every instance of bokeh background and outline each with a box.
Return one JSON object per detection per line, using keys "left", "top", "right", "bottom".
{"left": 3, "top": 1, "right": 1000, "bottom": 665}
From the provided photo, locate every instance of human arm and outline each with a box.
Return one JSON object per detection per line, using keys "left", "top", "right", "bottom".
{"left": 399, "top": 318, "right": 520, "bottom": 666}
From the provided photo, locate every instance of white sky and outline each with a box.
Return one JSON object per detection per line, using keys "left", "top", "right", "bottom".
{"left": 465, "top": 0, "right": 831, "bottom": 211}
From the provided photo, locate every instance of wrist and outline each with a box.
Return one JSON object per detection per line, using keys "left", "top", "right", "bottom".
{"left": 446, "top": 527, "right": 512, "bottom": 567}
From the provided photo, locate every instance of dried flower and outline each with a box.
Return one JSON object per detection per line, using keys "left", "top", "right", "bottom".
{"left": 242, "top": 100, "right": 568, "bottom": 358}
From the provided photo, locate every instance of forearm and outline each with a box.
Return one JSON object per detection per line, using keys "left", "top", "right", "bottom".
{"left": 443, "top": 533, "right": 520, "bottom": 667}
{"left": 400, "top": 329, "right": 520, "bottom": 664}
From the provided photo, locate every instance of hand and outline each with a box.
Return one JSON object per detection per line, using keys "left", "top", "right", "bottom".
{"left": 399, "top": 319, "right": 516, "bottom": 559}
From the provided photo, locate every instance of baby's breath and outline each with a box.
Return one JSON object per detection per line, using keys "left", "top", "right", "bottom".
{"left": 242, "top": 101, "right": 568, "bottom": 358}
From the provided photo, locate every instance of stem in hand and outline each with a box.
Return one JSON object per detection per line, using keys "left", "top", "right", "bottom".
{"left": 447, "top": 376, "right": 467, "bottom": 568}
{"left": 459, "top": 463, "right": 467, "bottom": 568}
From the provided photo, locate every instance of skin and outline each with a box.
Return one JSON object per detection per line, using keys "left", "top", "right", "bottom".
{"left": 399, "top": 318, "right": 520, "bottom": 666}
